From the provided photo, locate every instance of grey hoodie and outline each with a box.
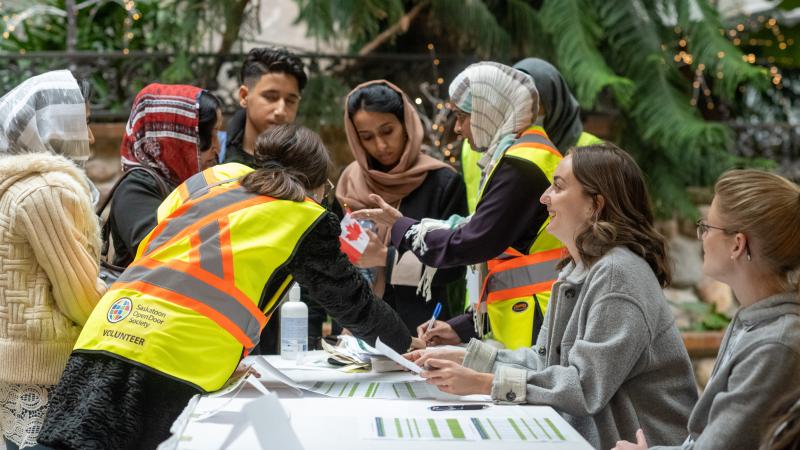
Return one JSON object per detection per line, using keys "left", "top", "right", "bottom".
{"left": 651, "top": 291, "right": 800, "bottom": 450}
{"left": 463, "top": 246, "right": 698, "bottom": 449}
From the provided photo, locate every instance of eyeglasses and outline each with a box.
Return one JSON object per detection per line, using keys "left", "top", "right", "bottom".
{"left": 695, "top": 219, "right": 732, "bottom": 240}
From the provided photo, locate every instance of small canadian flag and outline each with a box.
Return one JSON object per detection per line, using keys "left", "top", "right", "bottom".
{"left": 339, "top": 212, "right": 369, "bottom": 263}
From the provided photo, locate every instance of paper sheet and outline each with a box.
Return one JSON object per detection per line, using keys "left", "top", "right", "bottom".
{"left": 361, "top": 415, "right": 568, "bottom": 442}
{"left": 375, "top": 337, "right": 422, "bottom": 374}
{"left": 252, "top": 356, "right": 304, "bottom": 395}
{"left": 303, "top": 380, "right": 442, "bottom": 400}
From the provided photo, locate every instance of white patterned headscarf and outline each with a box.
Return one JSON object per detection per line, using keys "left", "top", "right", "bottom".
{"left": 0, "top": 70, "right": 91, "bottom": 164}
{"left": 449, "top": 62, "right": 539, "bottom": 176}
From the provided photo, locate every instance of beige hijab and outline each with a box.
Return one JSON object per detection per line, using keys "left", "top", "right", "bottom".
{"left": 337, "top": 80, "right": 451, "bottom": 297}
{"left": 337, "top": 80, "right": 450, "bottom": 216}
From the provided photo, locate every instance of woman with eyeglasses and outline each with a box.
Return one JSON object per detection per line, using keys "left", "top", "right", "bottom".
{"left": 39, "top": 124, "right": 417, "bottom": 450}
{"left": 614, "top": 169, "right": 800, "bottom": 450}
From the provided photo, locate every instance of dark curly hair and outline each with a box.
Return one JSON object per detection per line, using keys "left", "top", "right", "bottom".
{"left": 240, "top": 47, "right": 307, "bottom": 91}
{"left": 559, "top": 143, "right": 672, "bottom": 287}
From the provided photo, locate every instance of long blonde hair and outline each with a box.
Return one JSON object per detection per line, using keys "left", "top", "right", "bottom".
{"left": 714, "top": 169, "right": 800, "bottom": 299}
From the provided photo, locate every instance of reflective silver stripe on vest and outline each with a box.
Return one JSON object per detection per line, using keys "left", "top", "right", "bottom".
{"left": 512, "top": 132, "right": 556, "bottom": 149}
{"left": 184, "top": 172, "right": 208, "bottom": 197}
{"left": 118, "top": 264, "right": 261, "bottom": 347}
{"left": 487, "top": 260, "right": 559, "bottom": 293}
{"left": 197, "top": 221, "right": 224, "bottom": 278}
{"left": 145, "top": 187, "right": 255, "bottom": 254}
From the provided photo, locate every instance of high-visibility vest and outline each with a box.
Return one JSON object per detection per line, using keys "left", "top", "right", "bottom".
{"left": 472, "top": 126, "right": 565, "bottom": 350}
{"left": 461, "top": 132, "right": 602, "bottom": 214}
{"left": 575, "top": 131, "right": 603, "bottom": 147}
{"left": 74, "top": 163, "right": 325, "bottom": 392}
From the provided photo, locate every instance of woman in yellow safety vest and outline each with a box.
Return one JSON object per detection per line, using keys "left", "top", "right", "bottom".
{"left": 461, "top": 57, "right": 602, "bottom": 213}
{"left": 39, "top": 124, "right": 417, "bottom": 450}
{"left": 355, "top": 62, "right": 565, "bottom": 351}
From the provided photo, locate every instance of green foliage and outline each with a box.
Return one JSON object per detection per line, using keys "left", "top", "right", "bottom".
{"left": 0, "top": 1, "right": 255, "bottom": 82}
{"left": 430, "top": 0, "right": 510, "bottom": 58}
{"left": 544, "top": 0, "right": 769, "bottom": 216}
{"left": 294, "top": 0, "right": 404, "bottom": 50}
{"left": 677, "top": 0, "right": 769, "bottom": 99}
{"left": 672, "top": 301, "right": 731, "bottom": 331}
{"left": 539, "top": 0, "right": 634, "bottom": 108}
{"left": 296, "top": 74, "right": 350, "bottom": 128}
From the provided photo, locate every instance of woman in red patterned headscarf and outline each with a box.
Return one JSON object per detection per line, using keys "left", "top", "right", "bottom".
{"left": 110, "top": 84, "right": 222, "bottom": 267}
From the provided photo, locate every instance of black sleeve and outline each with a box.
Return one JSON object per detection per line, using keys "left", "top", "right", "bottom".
{"left": 301, "top": 197, "right": 343, "bottom": 345}
{"left": 109, "top": 173, "right": 167, "bottom": 262}
{"left": 391, "top": 158, "right": 551, "bottom": 267}
{"left": 288, "top": 211, "right": 412, "bottom": 353}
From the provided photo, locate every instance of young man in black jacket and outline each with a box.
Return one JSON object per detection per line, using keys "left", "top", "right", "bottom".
{"left": 224, "top": 48, "right": 315, "bottom": 353}
{"left": 224, "top": 47, "right": 307, "bottom": 166}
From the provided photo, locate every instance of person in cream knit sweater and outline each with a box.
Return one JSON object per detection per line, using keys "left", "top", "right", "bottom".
{"left": 0, "top": 70, "right": 106, "bottom": 450}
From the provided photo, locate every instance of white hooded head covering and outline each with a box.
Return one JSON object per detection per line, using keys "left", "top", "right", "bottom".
{"left": 0, "top": 70, "right": 91, "bottom": 164}
{"left": 448, "top": 62, "right": 539, "bottom": 181}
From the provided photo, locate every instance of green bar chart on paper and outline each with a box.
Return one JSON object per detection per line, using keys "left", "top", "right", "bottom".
{"left": 362, "top": 415, "right": 567, "bottom": 442}
{"left": 469, "top": 416, "right": 566, "bottom": 441}
{"left": 306, "top": 381, "right": 438, "bottom": 399}
{"left": 368, "top": 416, "right": 471, "bottom": 440}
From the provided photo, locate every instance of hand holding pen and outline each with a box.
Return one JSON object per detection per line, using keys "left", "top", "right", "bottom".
{"left": 416, "top": 303, "right": 461, "bottom": 346}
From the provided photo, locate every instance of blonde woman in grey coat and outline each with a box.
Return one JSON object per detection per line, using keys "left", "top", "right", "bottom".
{"left": 615, "top": 169, "right": 800, "bottom": 450}
{"left": 406, "top": 143, "right": 698, "bottom": 450}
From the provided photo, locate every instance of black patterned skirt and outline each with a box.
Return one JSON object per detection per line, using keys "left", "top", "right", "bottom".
{"left": 38, "top": 352, "right": 199, "bottom": 450}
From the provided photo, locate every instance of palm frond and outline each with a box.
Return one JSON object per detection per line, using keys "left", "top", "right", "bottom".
{"left": 505, "top": 0, "right": 544, "bottom": 56}
{"left": 431, "top": 0, "right": 511, "bottom": 58}
{"left": 539, "top": 0, "right": 634, "bottom": 108}
{"left": 677, "top": 0, "right": 769, "bottom": 99}
{"left": 294, "top": 0, "right": 336, "bottom": 42}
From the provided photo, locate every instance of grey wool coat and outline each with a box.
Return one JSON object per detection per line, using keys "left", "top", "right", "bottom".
{"left": 651, "top": 291, "right": 800, "bottom": 450}
{"left": 463, "top": 246, "right": 698, "bottom": 450}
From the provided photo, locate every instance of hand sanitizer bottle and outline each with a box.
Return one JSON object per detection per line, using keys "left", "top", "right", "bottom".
{"left": 280, "top": 284, "right": 308, "bottom": 360}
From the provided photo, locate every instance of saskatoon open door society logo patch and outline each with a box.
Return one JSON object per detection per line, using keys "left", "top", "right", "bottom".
{"left": 107, "top": 297, "right": 133, "bottom": 323}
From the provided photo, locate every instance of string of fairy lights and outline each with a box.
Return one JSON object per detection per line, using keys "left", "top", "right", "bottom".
{"left": 670, "top": 13, "right": 792, "bottom": 112}
{"left": 413, "top": 42, "right": 458, "bottom": 163}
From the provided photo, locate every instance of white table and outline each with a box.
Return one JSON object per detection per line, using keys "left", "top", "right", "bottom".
{"left": 167, "top": 354, "right": 594, "bottom": 450}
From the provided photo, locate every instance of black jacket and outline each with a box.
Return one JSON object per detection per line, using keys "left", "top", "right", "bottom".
{"left": 109, "top": 170, "right": 174, "bottom": 267}
{"left": 316, "top": 167, "right": 468, "bottom": 336}
{"left": 222, "top": 108, "right": 256, "bottom": 166}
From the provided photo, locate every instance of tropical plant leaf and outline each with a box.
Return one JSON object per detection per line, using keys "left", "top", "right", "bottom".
{"left": 431, "top": 0, "right": 511, "bottom": 58}
{"left": 539, "top": 0, "right": 634, "bottom": 108}
{"left": 677, "top": 0, "right": 769, "bottom": 100}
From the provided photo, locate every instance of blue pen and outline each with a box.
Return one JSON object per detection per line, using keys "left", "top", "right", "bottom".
{"left": 425, "top": 302, "right": 443, "bottom": 335}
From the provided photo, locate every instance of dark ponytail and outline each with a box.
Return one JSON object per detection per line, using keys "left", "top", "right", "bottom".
{"left": 241, "top": 124, "right": 331, "bottom": 201}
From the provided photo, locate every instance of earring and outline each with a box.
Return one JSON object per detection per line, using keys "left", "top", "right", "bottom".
{"left": 747, "top": 251, "right": 752, "bottom": 262}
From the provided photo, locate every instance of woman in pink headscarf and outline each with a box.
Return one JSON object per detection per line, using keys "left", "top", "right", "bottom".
{"left": 327, "top": 80, "right": 467, "bottom": 332}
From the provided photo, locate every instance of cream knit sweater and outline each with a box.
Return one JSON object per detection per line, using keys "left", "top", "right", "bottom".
{"left": 0, "top": 152, "right": 106, "bottom": 385}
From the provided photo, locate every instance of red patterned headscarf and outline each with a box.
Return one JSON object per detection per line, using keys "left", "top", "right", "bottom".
{"left": 120, "top": 83, "right": 203, "bottom": 186}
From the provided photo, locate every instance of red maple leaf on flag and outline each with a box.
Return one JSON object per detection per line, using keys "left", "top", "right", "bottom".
{"left": 345, "top": 222, "right": 362, "bottom": 241}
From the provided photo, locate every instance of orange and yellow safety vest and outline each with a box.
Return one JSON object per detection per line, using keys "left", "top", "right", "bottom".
{"left": 75, "top": 163, "right": 325, "bottom": 392}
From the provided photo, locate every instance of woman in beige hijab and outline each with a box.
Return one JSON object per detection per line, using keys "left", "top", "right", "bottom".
{"left": 334, "top": 80, "right": 467, "bottom": 331}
